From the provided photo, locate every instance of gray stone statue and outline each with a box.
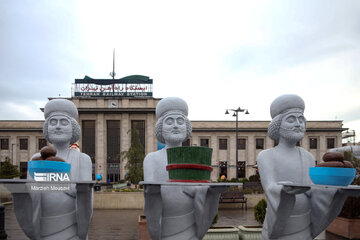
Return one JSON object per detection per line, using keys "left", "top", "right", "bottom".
{"left": 143, "top": 97, "right": 224, "bottom": 240}
{"left": 257, "top": 94, "right": 352, "bottom": 240}
{"left": 329, "top": 145, "right": 360, "bottom": 159}
{"left": 12, "top": 99, "right": 93, "bottom": 240}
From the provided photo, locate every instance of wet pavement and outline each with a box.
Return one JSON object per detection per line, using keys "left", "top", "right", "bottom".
{"left": 3, "top": 204, "right": 347, "bottom": 240}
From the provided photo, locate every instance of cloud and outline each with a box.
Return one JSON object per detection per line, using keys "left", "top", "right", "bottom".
{"left": 0, "top": 102, "right": 44, "bottom": 120}
{"left": 227, "top": 1, "right": 360, "bottom": 73}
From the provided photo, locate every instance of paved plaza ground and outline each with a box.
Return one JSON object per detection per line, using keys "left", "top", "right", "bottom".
{"left": 3, "top": 204, "right": 346, "bottom": 240}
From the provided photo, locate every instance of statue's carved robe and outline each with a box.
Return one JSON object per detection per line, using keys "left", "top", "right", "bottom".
{"left": 13, "top": 149, "right": 93, "bottom": 240}
{"left": 258, "top": 147, "right": 347, "bottom": 240}
{"left": 143, "top": 148, "right": 220, "bottom": 240}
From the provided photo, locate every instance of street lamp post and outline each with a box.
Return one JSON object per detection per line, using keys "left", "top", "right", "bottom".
{"left": 225, "top": 107, "right": 249, "bottom": 179}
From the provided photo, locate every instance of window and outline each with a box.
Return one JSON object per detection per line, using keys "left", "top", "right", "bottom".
{"left": 296, "top": 141, "right": 301, "bottom": 147}
{"left": 310, "top": 138, "right": 318, "bottom": 149}
{"left": 0, "top": 138, "right": 9, "bottom": 150}
{"left": 256, "top": 138, "right": 264, "bottom": 149}
{"left": 237, "top": 138, "right": 246, "bottom": 150}
{"left": 182, "top": 139, "right": 190, "bottom": 146}
{"left": 82, "top": 120, "right": 96, "bottom": 163}
{"left": 107, "top": 120, "right": 120, "bottom": 163}
{"left": 327, "top": 138, "right": 335, "bottom": 149}
{"left": 200, "top": 139, "right": 209, "bottom": 147}
{"left": 38, "top": 138, "right": 47, "bottom": 150}
{"left": 83, "top": 120, "right": 96, "bottom": 180}
{"left": 219, "top": 139, "right": 227, "bottom": 150}
{"left": 131, "top": 120, "right": 145, "bottom": 153}
{"left": 20, "top": 162, "right": 27, "bottom": 179}
{"left": 19, "top": 138, "right": 28, "bottom": 150}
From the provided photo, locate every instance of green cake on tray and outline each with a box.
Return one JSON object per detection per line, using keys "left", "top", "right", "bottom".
{"left": 166, "top": 146, "right": 213, "bottom": 183}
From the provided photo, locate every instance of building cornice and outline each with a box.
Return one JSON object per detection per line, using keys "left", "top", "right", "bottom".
{"left": 192, "top": 128, "right": 346, "bottom": 133}
{"left": 0, "top": 129, "right": 42, "bottom": 132}
{"left": 77, "top": 108, "right": 156, "bottom": 114}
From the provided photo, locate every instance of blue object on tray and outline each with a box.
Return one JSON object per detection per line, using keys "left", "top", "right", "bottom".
{"left": 28, "top": 160, "right": 71, "bottom": 179}
{"left": 309, "top": 167, "right": 355, "bottom": 186}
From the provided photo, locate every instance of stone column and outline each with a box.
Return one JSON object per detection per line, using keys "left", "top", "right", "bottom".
{"left": 96, "top": 113, "right": 105, "bottom": 181}
{"left": 229, "top": 134, "right": 236, "bottom": 179}
{"left": 319, "top": 135, "right": 327, "bottom": 162}
{"left": 10, "top": 137, "right": 17, "bottom": 165}
{"left": 191, "top": 136, "right": 199, "bottom": 147}
{"left": 120, "top": 114, "right": 130, "bottom": 179}
{"left": 146, "top": 113, "right": 155, "bottom": 155}
{"left": 29, "top": 135, "right": 37, "bottom": 159}
{"left": 210, "top": 135, "right": 218, "bottom": 181}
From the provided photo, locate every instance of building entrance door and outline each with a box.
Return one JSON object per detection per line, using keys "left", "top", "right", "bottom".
{"left": 237, "top": 161, "right": 246, "bottom": 178}
{"left": 107, "top": 163, "right": 120, "bottom": 183}
{"left": 219, "top": 161, "right": 227, "bottom": 179}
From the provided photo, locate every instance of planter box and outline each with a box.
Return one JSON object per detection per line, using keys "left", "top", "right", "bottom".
{"left": 327, "top": 216, "right": 360, "bottom": 239}
{"left": 94, "top": 192, "right": 144, "bottom": 209}
{"left": 238, "top": 225, "right": 262, "bottom": 240}
{"left": 138, "top": 215, "right": 151, "bottom": 240}
{"left": 203, "top": 226, "right": 239, "bottom": 240}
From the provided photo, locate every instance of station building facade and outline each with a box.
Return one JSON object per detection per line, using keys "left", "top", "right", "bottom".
{"left": 0, "top": 76, "right": 346, "bottom": 182}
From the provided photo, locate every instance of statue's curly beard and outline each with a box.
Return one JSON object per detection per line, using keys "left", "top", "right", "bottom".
{"left": 279, "top": 126, "right": 305, "bottom": 143}
{"left": 162, "top": 130, "right": 187, "bottom": 146}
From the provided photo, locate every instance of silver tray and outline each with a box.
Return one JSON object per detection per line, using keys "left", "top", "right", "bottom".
{"left": 140, "top": 181, "right": 242, "bottom": 186}
{"left": 278, "top": 182, "right": 360, "bottom": 190}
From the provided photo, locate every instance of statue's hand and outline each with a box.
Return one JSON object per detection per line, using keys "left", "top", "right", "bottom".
{"left": 182, "top": 185, "right": 209, "bottom": 198}
{"left": 278, "top": 181, "right": 310, "bottom": 195}
{"left": 76, "top": 183, "right": 92, "bottom": 193}
{"left": 209, "top": 186, "right": 229, "bottom": 194}
{"left": 339, "top": 188, "right": 360, "bottom": 197}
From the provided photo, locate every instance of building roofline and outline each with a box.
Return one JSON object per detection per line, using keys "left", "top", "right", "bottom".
{"left": 192, "top": 128, "right": 347, "bottom": 133}
{"left": 191, "top": 120, "right": 344, "bottom": 123}
{"left": 0, "top": 120, "right": 44, "bottom": 122}
{"left": 47, "top": 97, "right": 163, "bottom": 100}
{"left": 77, "top": 108, "right": 156, "bottom": 114}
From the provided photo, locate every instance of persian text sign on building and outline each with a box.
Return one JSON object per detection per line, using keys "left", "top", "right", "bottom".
{"left": 72, "top": 75, "right": 153, "bottom": 98}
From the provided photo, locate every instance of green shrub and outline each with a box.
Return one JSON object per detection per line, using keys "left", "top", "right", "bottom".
{"left": 230, "top": 178, "right": 237, "bottom": 182}
{"left": 239, "top": 178, "right": 249, "bottom": 183}
{"left": 254, "top": 199, "right": 267, "bottom": 225}
{"left": 0, "top": 157, "right": 21, "bottom": 179}
{"left": 212, "top": 213, "right": 219, "bottom": 226}
{"left": 243, "top": 187, "right": 264, "bottom": 194}
{"left": 227, "top": 186, "right": 240, "bottom": 192}
{"left": 249, "top": 174, "right": 260, "bottom": 182}
{"left": 102, "top": 188, "right": 143, "bottom": 192}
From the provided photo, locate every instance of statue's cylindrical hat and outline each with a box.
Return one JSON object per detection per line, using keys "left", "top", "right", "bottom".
{"left": 270, "top": 94, "right": 305, "bottom": 119}
{"left": 156, "top": 97, "right": 188, "bottom": 119}
{"left": 44, "top": 99, "right": 78, "bottom": 120}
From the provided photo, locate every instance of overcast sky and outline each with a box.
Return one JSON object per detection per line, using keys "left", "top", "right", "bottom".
{"left": 1, "top": 0, "right": 360, "bottom": 141}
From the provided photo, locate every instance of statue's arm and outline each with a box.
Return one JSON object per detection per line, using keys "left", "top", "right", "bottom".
{"left": 310, "top": 188, "right": 347, "bottom": 238}
{"left": 143, "top": 153, "right": 162, "bottom": 240}
{"left": 11, "top": 153, "right": 41, "bottom": 239}
{"left": 76, "top": 153, "right": 93, "bottom": 240}
{"left": 307, "top": 148, "right": 346, "bottom": 238}
{"left": 188, "top": 185, "right": 227, "bottom": 239}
